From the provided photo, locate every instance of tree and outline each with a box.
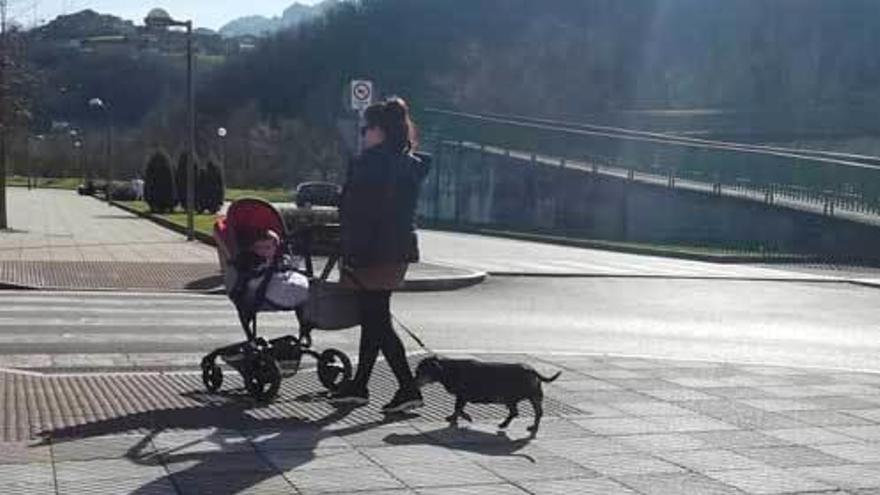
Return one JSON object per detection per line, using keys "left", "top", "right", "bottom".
{"left": 197, "top": 158, "right": 225, "bottom": 214}
{"left": 175, "top": 151, "right": 200, "bottom": 209}
{"left": 144, "top": 150, "right": 175, "bottom": 213}
{"left": 0, "top": 21, "right": 35, "bottom": 229}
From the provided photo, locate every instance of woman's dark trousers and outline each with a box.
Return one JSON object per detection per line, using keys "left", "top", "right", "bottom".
{"left": 352, "top": 290, "right": 415, "bottom": 391}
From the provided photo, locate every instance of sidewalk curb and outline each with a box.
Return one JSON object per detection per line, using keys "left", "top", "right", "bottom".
{"left": 109, "top": 200, "right": 485, "bottom": 293}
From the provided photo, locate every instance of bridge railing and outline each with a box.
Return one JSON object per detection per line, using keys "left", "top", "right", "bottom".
{"left": 420, "top": 108, "right": 880, "bottom": 220}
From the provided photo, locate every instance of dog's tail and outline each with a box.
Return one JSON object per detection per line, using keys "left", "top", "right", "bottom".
{"left": 536, "top": 371, "right": 562, "bottom": 383}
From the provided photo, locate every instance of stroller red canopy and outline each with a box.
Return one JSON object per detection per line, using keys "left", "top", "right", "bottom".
{"left": 215, "top": 198, "right": 287, "bottom": 258}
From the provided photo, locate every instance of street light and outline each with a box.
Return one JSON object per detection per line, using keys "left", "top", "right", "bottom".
{"left": 146, "top": 8, "right": 196, "bottom": 241}
{"left": 88, "top": 98, "right": 113, "bottom": 202}
{"left": 72, "top": 139, "right": 83, "bottom": 183}
{"left": 217, "top": 127, "right": 227, "bottom": 175}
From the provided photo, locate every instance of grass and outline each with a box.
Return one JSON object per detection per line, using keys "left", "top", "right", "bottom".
{"left": 116, "top": 201, "right": 217, "bottom": 236}
{"left": 5, "top": 175, "right": 292, "bottom": 202}
{"left": 226, "top": 188, "right": 291, "bottom": 203}
{"left": 6, "top": 176, "right": 81, "bottom": 190}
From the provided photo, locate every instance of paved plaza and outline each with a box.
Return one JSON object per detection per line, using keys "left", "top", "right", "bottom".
{"left": 6, "top": 354, "right": 880, "bottom": 493}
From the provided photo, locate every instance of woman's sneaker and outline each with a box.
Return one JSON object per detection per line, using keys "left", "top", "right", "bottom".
{"left": 382, "top": 388, "right": 423, "bottom": 414}
{"left": 328, "top": 384, "right": 369, "bottom": 407}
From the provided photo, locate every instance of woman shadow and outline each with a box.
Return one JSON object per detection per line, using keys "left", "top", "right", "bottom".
{"left": 38, "top": 391, "right": 414, "bottom": 495}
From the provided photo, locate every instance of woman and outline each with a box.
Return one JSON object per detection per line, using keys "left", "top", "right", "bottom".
{"left": 329, "top": 97, "right": 430, "bottom": 413}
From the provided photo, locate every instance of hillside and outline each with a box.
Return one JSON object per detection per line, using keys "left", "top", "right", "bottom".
{"left": 219, "top": 1, "right": 339, "bottom": 38}
{"left": 201, "top": 0, "right": 880, "bottom": 138}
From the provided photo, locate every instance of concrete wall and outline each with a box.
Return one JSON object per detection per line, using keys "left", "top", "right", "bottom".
{"left": 418, "top": 143, "right": 880, "bottom": 258}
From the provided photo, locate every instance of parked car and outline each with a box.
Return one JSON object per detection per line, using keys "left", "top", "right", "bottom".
{"left": 295, "top": 181, "right": 341, "bottom": 208}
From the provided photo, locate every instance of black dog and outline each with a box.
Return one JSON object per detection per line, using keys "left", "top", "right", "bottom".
{"left": 414, "top": 356, "right": 561, "bottom": 434}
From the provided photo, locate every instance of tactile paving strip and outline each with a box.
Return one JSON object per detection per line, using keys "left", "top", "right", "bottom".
{"left": 1, "top": 359, "right": 584, "bottom": 442}
{"left": 0, "top": 261, "right": 220, "bottom": 291}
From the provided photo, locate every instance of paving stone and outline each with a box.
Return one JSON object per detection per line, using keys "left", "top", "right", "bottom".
{"left": 569, "top": 401, "right": 627, "bottom": 418}
{"left": 705, "top": 467, "right": 834, "bottom": 494}
{"left": 832, "top": 426, "right": 880, "bottom": 442}
{"left": 381, "top": 461, "right": 504, "bottom": 488}
{"left": 642, "top": 388, "right": 719, "bottom": 402}
{"left": 734, "top": 446, "right": 848, "bottom": 468}
{"left": 703, "top": 388, "right": 781, "bottom": 400}
{"left": 0, "top": 442, "right": 51, "bottom": 464}
{"left": 613, "top": 402, "right": 695, "bottom": 417}
{"left": 651, "top": 415, "right": 739, "bottom": 433}
{"left": 843, "top": 408, "right": 880, "bottom": 423}
{"left": 520, "top": 478, "right": 639, "bottom": 494}
{"left": 618, "top": 433, "right": 709, "bottom": 452}
{"left": 784, "top": 410, "right": 875, "bottom": 427}
{"left": 757, "top": 386, "right": 831, "bottom": 399}
{"left": 54, "top": 458, "right": 167, "bottom": 482}
{"left": 416, "top": 484, "right": 526, "bottom": 495}
{"left": 0, "top": 463, "right": 55, "bottom": 487}
{"left": 56, "top": 476, "right": 178, "bottom": 495}
{"left": 688, "top": 431, "right": 790, "bottom": 449}
{"left": 535, "top": 435, "right": 634, "bottom": 458}
{"left": 616, "top": 472, "right": 744, "bottom": 495}
{"left": 162, "top": 452, "right": 277, "bottom": 475}
{"left": 362, "top": 445, "right": 466, "bottom": 466}
{"left": 265, "top": 448, "right": 374, "bottom": 472}
{"left": 554, "top": 379, "right": 621, "bottom": 392}
{"left": 573, "top": 417, "right": 668, "bottom": 436}
{"left": 174, "top": 472, "right": 295, "bottom": 494}
{"left": 762, "top": 428, "right": 857, "bottom": 446}
{"left": 286, "top": 465, "right": 405, "bottom": 493}
{"left": 808, "top": 397, "right": 880, "bottom": 410}
{"left": 813, "top": 443, "right": 880, "bottom": 463}
{"left": 249, "top": 428, "right": 351, "bottom": 451}
{"left": 51, "top": 433, "right": 156, "bottom": 461}
{"left": 656, "top": 449, "right": 770, "bottom": 472}
{"left": 739, "top": 399, "right": 824, "bottom": 412}
{"left": 575, "top": 453, "right": 685, "bottom": 477}
{"left": 4, "top": 483, "right": 60, "bottom": 495}
{"left": 792, "top": 464, "right": 880, "bottom": 490}
{"left": 476, "top": 454, "right": 597, "bottom": 481}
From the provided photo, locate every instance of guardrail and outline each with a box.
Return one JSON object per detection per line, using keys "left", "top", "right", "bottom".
{"left": 421, "top": 108, "right": 880, "bottom": 221}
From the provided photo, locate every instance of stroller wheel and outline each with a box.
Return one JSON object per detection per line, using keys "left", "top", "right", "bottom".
{"left": 245, "top": 355, "right": 281, "bottom": 402}
{"left": 202, "top": 362, "right": 224, "bottom": 392}
{"left": 318, "top": 349, "right": 353, "bottom": 392}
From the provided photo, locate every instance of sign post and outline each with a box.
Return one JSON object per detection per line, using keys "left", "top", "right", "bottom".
{"left": 350, "top": 80, "right": 373, "bottom": 153}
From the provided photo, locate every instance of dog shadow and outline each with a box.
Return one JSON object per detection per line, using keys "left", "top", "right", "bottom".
{"left": 383, "top": 426, "right": 536, "bottom": 463}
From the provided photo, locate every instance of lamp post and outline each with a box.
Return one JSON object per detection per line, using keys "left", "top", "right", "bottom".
{"left": 146, "top": 8, "right": 195, "bottom": 241}
{"left": 73, "top": 139, "right": 83, "bottom": 182}
{"left": 217, "top": 126, "right": 227, "bottom": 175}
{"left": 88, "top": 98, "right": 112, "bottom": 202}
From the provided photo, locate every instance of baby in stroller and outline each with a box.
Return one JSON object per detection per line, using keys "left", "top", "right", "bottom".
{"left": 201, "top": 198, "right": 355, "bottom": 402}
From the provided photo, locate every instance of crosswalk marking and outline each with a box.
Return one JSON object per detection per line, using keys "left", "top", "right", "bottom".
{"left": 0, "top": 291, "right": 356, "bottom": 372}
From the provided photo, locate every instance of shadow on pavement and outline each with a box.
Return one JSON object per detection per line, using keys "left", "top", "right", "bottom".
{"left": 35, "top": 388, "right": 407, "bottom": 495}
{"left": 384, "top": 427, "right": 536, "bottom": 463}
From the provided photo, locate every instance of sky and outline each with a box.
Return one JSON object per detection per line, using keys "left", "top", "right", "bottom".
{"left": 8, "top": 0, "right": 322, "bottom": 31}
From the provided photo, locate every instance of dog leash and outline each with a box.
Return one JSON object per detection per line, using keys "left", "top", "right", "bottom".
{"left": 341, "top": 264, "right": 433, "bottom": 353}
{"left": 391, "top": 313, "right": 431, "bottom": 353}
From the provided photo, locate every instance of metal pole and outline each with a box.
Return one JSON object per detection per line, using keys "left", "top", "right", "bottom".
{"left": 0, "top": 0, "right": 8, "bottom": 230}
{"left": 185, "top": 21, "right": 195, "bottom": 241}
{"left": 105, "top": 111, "right": 112, "bottom": 202}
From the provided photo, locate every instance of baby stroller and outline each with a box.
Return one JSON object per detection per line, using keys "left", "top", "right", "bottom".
{"left": 201, "top": 197, "right": 359, "bottom": 402}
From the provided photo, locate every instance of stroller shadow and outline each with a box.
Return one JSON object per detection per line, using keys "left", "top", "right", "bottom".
{"left": 37, "top": 389, "right": 405, "bottom": 495}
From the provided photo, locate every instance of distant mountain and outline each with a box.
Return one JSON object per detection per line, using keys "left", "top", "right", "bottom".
{"left": 219, "top": 1, "right": 338, "bottom": 38}
{"left": 32, "top": 9, "right": 137, "bottom": 40}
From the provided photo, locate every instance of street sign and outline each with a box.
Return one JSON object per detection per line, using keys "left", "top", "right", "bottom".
{"left": 350, "top": 80, "right": 373, "bottom": 112}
